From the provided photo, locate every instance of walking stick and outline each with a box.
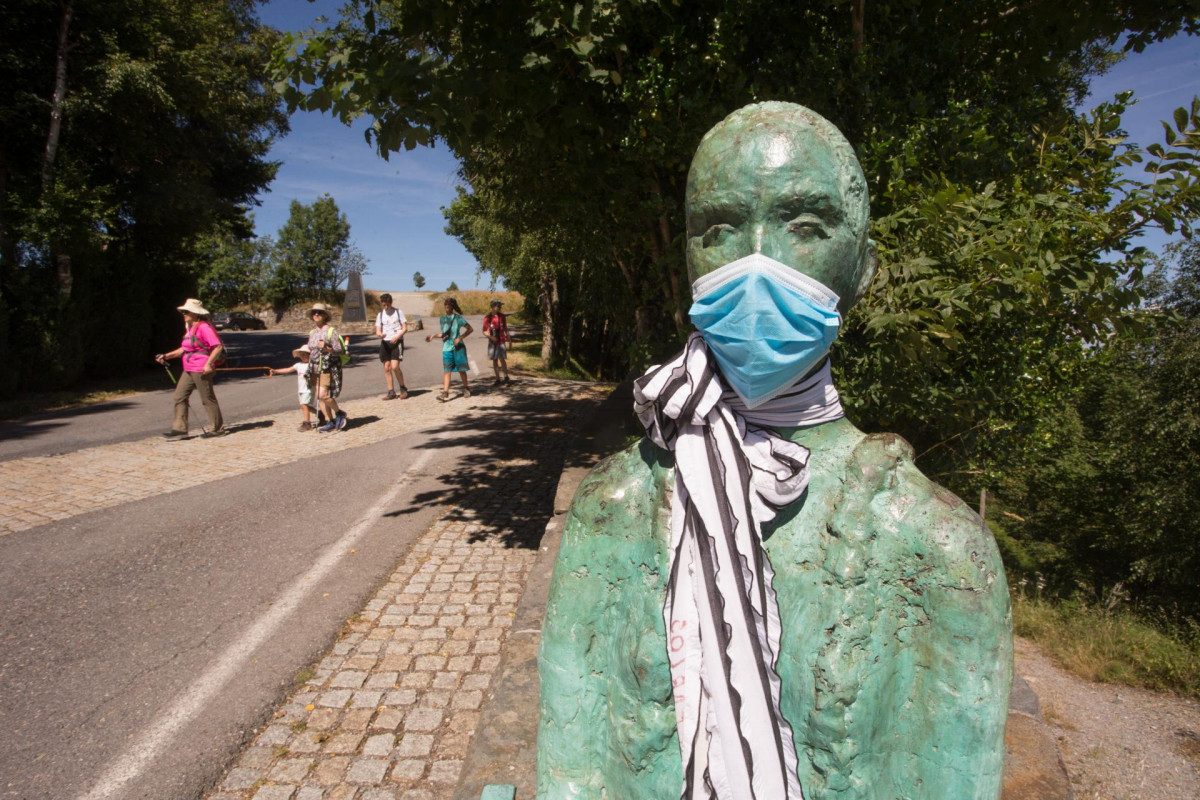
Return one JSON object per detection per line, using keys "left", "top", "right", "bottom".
{"left": 162, "top": 363, "right": 176, "bottom": 385}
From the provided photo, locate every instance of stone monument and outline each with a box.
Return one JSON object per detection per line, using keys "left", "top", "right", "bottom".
{"left": 342, "top": 270, "right": 367, "bottom": 322}
{"left": 537, "top": 102, "right": 1012, "bottom": 799}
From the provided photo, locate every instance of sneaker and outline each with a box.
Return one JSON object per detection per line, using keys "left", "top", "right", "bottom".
{"left": 317, "top": 412, "right": 327, "bottom": 426}
{"left": 504, "top": 376, "right": 512, "bottom": 385}
{"left": 163, "top": 430, "right": 187, "bottom": 440}
{"left": 384, "top": 390, "right": 397, "bottom": 401}
{"left": 298, "top": 421, "right": 313, "bottom": 432}
{"left": 201, "top": 428, "right": 228, "bottom": 438}
{"left": 335, "top": 411, "right": 348, "bottom": 431}
{"left": 399, "top": 385, "right": 408, "bottom": 400}
{"left": 494, "top": 377, "right": 503, "bottom": 386}
{"left": 317, "top": 420, "right": 337, "bottom": 432}
{"left": 437, "top": 391, "right": 449, "bottom": 402}
{"left": 462, "top": 388, "right": 471, "bottom": 399}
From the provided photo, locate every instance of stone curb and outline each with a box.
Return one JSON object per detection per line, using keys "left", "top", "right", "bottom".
{"left": 452, "top": 384, "right": 1074, "bottom": 800}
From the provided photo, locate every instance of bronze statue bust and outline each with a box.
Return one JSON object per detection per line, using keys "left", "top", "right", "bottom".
{"left": 538, "top": 102, "right": 1012, "bottom": 800}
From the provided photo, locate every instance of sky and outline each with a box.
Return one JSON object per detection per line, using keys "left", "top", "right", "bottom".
{"left": 253, "top": 1, "right": 1200, "bottom": 292}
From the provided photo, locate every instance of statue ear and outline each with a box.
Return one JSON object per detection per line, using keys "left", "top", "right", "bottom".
{"left": 851, "top": 239, "right": 878, "bottom": 306}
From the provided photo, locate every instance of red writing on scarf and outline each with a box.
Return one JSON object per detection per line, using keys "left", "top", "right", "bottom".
{"left": 670, "top": 619, "right": 688, "bottom": 723}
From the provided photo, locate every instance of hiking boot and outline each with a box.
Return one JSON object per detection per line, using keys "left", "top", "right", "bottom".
{"left": 462, "top": 388, "right": 471, "bottom": 399}
{"left": 437, "top": 391, "right": 449, "bottom": 402}
{"left": 317, "top": 412, "right": 327, "bottom": 426}
{"left": 317, "top": 420, "right": 337, "bottom": 432}
{"left": 384, "top": 390, "right": 397, "bottom": 401}
{"left": 298, "top": 421, "right": 313, "bottom": 431}
{"left": 494, "top": 377, "right": 503, "bottom": 386}
{"left": 163, "top": 430, "right": 187, "bottom": 440}
{"left": 201, "top": 428, "right": 228, "bottom": 439}
{"left": 399, "top": 385, "right": 408, "bottom": 400}
{"left": 335, "top": 411, "right": 348, "bottom": 431}
{"left": 504, "top": 376, "right": 512, "bottom": 385}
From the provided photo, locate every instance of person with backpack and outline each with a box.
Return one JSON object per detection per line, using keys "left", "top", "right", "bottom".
{"left": 375, "top": 293, "right": 408, "bottom": 400}
{"left": 425, "top": 296, "right": 473, "bottom": 402}
{"left": 482, "top": 299, "right": 511, "bottom": 386}
{"left": 155, "top": 298, "right": 227, "bottom": 439}
{"left": 307, "top": 302, "right": 349, "bottom": 432}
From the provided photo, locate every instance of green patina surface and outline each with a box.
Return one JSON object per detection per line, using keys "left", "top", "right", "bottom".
{"left": 536, "top": 103, "right": 1012, "bottom": 799}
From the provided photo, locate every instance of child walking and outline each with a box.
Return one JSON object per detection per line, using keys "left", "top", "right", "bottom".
{"left": 482, "top": 299, "right": 511, "bottom": 386}
{"left": 267, "top": 345, "right": 318, "bottom": 430}
{"left": 426, "top": 297, "right": 473, "bottom": 401}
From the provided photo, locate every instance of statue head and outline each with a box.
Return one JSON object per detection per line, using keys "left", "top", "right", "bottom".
{"left": 686, "top": 102, "right": 876, "bottom": 315}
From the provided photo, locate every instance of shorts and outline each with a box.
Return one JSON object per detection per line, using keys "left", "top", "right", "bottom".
{"left": 317, "top": 372, "right": 331, "bottom": 388}
{"left": 298, "top": 388, "right": 315, "bottom": 409}
{"left": 487, "top": 341, "right": 507, "bottom": 361}
{"left": 379, "top": 338, "right": 404, "bottom": 363}
{"left": 442, "top": 345, "right": 469, "bottom": 373}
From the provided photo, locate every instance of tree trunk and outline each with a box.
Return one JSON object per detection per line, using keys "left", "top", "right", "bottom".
{"left": 42, "top": 2, "right": 73, "bottom": 193}
{"left": 649, "top": 169, "right": 687, "bottom": 338}
{"left": 44, "top": 1, "right": 75, "bottom": 296}
{"left": 851, "top": 0, "right": 865, "bottom": 55}
{"left": 539, "top": 269, "right": 561, "bottom": 366}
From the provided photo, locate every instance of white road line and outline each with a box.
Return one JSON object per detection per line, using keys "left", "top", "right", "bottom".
{"left": 75, "top": 449, "right": 436, "bottom": 800}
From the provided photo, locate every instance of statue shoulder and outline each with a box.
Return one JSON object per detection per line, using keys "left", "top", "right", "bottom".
{"left": 846, "top": 432, "right": 1006, "bottom": 594}
{"left": 562, "top": 437, "right": 673, "bottom": 543}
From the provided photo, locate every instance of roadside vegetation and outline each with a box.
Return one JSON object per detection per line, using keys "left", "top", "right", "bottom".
{"left": 1014, "top": 591, "right": 1200, "bottom": 700}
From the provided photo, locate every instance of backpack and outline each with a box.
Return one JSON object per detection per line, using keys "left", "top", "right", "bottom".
{"left": 188, "top": 322, "right": 227, "bottom": 367}
{"left": 316, "top": 327, "right": 351, "bottom": 366}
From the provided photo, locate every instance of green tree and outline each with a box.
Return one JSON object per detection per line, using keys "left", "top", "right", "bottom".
{"left": 0, "top": 0, "right": 285, "bottom": 394}
{"left": 270, "top": 0, "right": 1197, "bottom": 372}
{"left": 271, "top": 194, "right": 351, "bottom": 305}
{"left": 446, "top": 281, "right": 459, "bottom": 291}
{"left": 994, "top": 238, "right": 1200, "bottom": 615}
{"left": 199, "top": 229, "right": 274, "bottom": 310}
{"left": 413, "top": 271, "right": 426, "bottom": 289}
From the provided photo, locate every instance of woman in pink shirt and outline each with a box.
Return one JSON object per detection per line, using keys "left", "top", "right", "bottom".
{"left": 155, "top": 298, "right": 226, "bottom": 439}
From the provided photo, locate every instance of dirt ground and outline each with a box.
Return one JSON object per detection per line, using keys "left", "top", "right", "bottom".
{"left": 1015, "top": 637, "right": 1200, "bottom": 799}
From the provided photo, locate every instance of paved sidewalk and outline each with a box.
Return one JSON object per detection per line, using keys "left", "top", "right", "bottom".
{"left": 196, "top": 380, "right": 615, "bottom": 800}
{"left": 0, "top": 381, "right": 592, "bottom": 537}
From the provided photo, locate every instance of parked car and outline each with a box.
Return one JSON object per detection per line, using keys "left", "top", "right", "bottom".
{"left": 212, "top": 311, "right": 266, "bottom": 331}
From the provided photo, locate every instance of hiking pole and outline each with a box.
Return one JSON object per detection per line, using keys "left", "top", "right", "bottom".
{"left": 162, "top": 363, "right": 177, "bottom": 385}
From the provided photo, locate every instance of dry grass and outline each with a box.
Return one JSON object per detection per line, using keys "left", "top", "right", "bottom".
{"left": 1014, "top": 593, "right": 1200, "bottom": 699}
{"left": 426, "top": 290, "right": 524, "bottom": 316}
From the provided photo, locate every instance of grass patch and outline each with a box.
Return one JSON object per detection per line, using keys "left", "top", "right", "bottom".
{"left": 0, "top": 368, "right": 167, "bottom": 421}
{"left": 426, "top": 289, "right": 524, "bottom": 316}
{"left": 1013, "top": 593, "right": 1200, "bottom": 699}
{"left": 504, "top": 339, "right": 596, "bottom": 381}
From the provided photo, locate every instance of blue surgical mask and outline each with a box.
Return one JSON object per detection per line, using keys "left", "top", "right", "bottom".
{"left": 689, "top": 253, "right": 841, "bottom": 408}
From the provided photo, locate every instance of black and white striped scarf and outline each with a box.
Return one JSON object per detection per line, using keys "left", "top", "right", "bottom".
{"left": 634, "top": 332, "right": 844, "bottom": 800}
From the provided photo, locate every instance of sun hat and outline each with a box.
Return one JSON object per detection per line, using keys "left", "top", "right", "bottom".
{"left": 309, "top": 302, "right": 333, "bottom": 317}
{"left": 177, "top": 298, "right": 209, "bottom": 316}
{"left": 293, "top": 345, "right": 311, "bottom": 357}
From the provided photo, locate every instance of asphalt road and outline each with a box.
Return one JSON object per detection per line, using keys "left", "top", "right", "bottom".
{"left": 0, "top": 317, "right": 490, "bottom": 462}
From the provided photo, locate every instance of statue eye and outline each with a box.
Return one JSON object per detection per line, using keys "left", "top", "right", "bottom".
{"left": 787, "top": 216, "right": 828, "bottom": 240}
{"left": 702, "top": 223, "right": 735, "bottom": 247}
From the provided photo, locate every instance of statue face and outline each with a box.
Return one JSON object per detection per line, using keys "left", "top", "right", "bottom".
{"left": 686, "top": 114, "right": 872, "bottom": 313}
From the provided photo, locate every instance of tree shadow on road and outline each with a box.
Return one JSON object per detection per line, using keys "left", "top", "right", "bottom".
{"left": 385, "top": 383, "right": 620, "bottom": 550}
{"left": 0, "top": 400, "right": 140, "bottom": 441}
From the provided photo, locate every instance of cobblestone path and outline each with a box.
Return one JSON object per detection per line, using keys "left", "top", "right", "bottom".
{"left": 177, "top": 380, "right": 609, "bottom": 800}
